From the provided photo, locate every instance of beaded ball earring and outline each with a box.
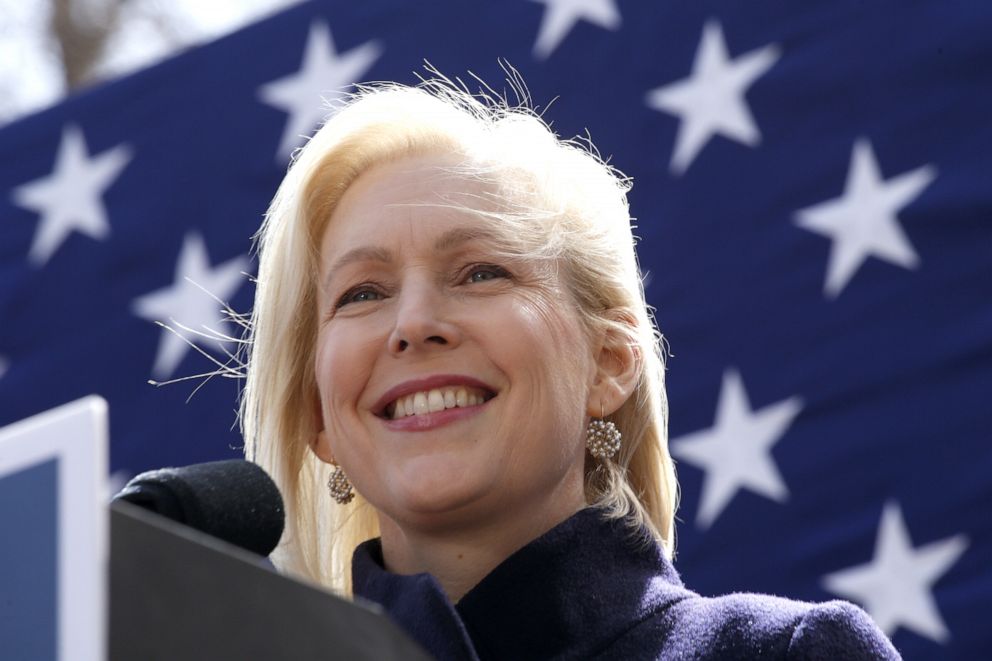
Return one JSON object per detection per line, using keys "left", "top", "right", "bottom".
{"left": 586, "top": 418, "right": 622, "bottom": 459}
{"left": 327, "top": 464, "right": 354, "bottom": 504}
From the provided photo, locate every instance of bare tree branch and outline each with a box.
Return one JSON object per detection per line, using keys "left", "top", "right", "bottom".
{"left": 48, "top": 0, "right": 128, "bottom": 90}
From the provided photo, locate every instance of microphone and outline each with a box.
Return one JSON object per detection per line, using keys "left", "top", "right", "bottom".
{"left": 113, "top": 459, "right": 285, "bottom": 557}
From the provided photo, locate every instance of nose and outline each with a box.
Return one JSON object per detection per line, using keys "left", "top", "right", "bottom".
{"left": 388, "top": 279, "right": 462, "bottom": 355}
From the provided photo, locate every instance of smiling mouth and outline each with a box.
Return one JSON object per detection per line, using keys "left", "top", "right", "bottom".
{"left": 382, "top": 386, "right": 496, "bottom": 420}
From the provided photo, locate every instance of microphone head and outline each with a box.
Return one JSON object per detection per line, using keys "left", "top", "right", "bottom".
{"left": 114, "top": 459, "right": 284, "bottom": 557}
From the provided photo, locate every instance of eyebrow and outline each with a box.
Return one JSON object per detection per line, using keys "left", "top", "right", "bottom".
{"left": 328, "top": 246, "right": 393, "bottom": 275}
{"left": 323, "top": 226, "right": 505, "bottom": 290}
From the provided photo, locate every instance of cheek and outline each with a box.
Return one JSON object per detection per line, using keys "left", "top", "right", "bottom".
{"left": 516, "top": 290, "right": 593, "bottom": 386}
{"left": 496, "top": 292, "right": 593, "bottom": 435}
{"left": 314, "top": 323, "right": 379, "bottom": 428}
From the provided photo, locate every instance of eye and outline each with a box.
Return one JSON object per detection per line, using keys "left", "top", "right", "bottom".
{"left": 465, "top": 264, "right": 510, "bottom": 283}
{"left": 335, "top": 286, "right": 384, "bottom": 309}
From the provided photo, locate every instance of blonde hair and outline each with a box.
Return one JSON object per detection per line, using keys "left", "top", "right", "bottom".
{"left": 242, "top": 76, "right": 678, "bottom": 593}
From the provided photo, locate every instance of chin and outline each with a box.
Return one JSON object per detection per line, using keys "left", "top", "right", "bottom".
{"left": 383, "top": 475, "right": 497, "bottom": 529}
{"left": 397, "top": 480, "right": 482, "bottom": 513}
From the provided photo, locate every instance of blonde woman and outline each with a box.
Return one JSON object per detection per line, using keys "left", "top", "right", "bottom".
{"left": 242, "top": 78, "right": 899, "bottom": 660}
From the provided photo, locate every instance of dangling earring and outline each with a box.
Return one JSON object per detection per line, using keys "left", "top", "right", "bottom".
{"left": 587, "top": 408, "right": 622, "bottom": 460}
{"left": 327, "top": 464, "right": 354, "bottom": 504}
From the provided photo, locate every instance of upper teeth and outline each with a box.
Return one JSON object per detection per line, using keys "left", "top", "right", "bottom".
{"left": 389, "top": 387, "right": 488, "bottom": 419}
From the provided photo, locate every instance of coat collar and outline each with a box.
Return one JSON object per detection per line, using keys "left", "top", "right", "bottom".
{"left": 352, "top": 507, "right": 689, "bottom": 660}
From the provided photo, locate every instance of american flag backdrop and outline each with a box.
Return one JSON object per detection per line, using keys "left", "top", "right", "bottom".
{"left": 0, "top": 1, "right": 988, "bottom": 657}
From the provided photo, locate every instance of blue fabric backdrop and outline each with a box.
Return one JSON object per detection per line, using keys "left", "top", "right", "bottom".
{"left": 1, "top": 1, "right": 988, "bottom": 657}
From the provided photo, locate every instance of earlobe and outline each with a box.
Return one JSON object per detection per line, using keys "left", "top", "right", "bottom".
{"left": 310, "top": 393, "right": 336, "bottom": 464}
{"left": 311, "top": 429, "right": 337, "bottom": 465}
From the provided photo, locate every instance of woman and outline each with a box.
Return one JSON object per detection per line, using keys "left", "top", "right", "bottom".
{"left": 242, "top": 78, "right": 900, "bottom": 660}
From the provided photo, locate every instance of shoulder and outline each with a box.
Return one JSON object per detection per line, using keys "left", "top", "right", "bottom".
{"left": 595, "top": 592, "right": 900, "bottom": 660}
{"left": 787, "top": 599, "right": 901, "bottom": 660}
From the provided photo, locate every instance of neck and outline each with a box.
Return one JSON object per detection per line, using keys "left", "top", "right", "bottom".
{"left": 378, "top": 490, "right": 587, "bottom": 602}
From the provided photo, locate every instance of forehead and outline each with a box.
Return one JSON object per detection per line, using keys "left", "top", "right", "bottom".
{"left": 319, "top": 153, "right": 499, "bottom": 257}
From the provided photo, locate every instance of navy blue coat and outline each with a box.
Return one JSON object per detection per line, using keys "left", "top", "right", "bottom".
{"left": 352, "top": 508, "right": 901, "bottom": 660}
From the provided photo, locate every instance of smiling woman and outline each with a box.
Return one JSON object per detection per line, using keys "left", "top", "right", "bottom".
{"left": 311, "top": 152, "right": 613, "bottom": 583}
{"left": 241, "top": 76, "right": 899, "bottom": 659}
{"left": 245, "top": 76, "right": 672, "bottom": 578}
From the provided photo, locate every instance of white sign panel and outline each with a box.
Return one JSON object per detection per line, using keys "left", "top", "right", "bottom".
{"left": 0, "top": 396, "right": 108, "bottom": 661}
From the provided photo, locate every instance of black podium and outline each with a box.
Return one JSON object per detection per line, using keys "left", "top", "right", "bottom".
{"left": 109, "top": 500, "right": 431, "bottom": 660}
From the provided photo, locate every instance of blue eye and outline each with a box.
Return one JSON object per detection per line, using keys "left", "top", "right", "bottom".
{"left": 336, "top": 287, "right": 383, "bottom": 308}
{"left": 467, "top": 265, "right": 509, "bottom": 283}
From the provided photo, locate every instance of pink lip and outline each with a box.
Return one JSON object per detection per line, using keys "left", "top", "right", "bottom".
{"left": 380, "top": 400, "right": 491, "bottom": 432}
{"left": 371, "top": 374, "right": 497, "bottom": 415}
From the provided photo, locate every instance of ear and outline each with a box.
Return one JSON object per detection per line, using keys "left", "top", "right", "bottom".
{"left": 309, "top": 393, "right": 337, "bottom": 465}
{"left": 587, "top": 317, "right": 641, "bottom": 418}
{"left": 311, "top": 429, "right": 337, "bottom": 465}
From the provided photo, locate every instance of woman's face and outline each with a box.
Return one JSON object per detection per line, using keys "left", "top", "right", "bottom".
{"left": 313, "top": 153, "right": 597, "bottom": 531}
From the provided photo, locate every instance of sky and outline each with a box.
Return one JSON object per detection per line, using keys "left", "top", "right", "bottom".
{"left": 0, "top": 0, "right": 301, "bottom": 126}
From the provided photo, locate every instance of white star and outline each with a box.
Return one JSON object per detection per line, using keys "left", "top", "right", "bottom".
{"left": 0, "top": 355, "right": 8, "bottom": 381}
{"left": 530, "top": 0, "right": 621, "bottom": 59}
{"left": 258, "top": 20, "right": 382, "bottom": 160}
{"left": 10, "top": 124, "right": 132, "bottom": 266}
{"left": 645, "top": 20, "right": 780, "bottom": 175}
{"left": 822, "top": 501, "right": 968, "bottom": 642}
{"left": 795, "top": 139, "right": 937, "bottom": 298}
{"left": 671, "top": 369, "right": 803, "bottom": 529}
{"left": 132, "top": 233, "right": 249, "bottom": 379}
